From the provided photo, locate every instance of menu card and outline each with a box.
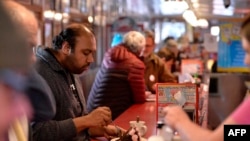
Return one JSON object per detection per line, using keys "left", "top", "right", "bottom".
{"left": 156, "top": 83, "right": 199, "bottom": 123}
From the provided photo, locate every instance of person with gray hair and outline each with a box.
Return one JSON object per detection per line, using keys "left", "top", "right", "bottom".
{"left": 123, "top": 31, "right": 146, "bottom": 55}
{"left": 87, "top": 31, "right": 146, "bottom": 120}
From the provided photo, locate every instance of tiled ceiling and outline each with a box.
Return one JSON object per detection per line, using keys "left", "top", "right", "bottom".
{"left": 104, "top": 0, "right": 250, "bottom": 19}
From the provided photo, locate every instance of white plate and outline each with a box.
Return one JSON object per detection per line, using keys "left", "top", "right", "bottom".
{"left": 146, "top": 98, "right": 156, "bottom": 102}
{"left": 111, "top": 137, "right": 147, "bottom": 141}
{"left": 146, "top": 94, "right": 156, "bottom": 102}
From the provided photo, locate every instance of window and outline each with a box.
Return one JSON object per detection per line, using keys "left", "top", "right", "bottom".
{"left": 155, "top": 21, "right": 186, "bottom": 44}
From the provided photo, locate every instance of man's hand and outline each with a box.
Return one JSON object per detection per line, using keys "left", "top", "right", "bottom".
{"left": 104, "top": 125, "right": 126, "bottom": 138}
{"left": 86, "top": 107, "right": 112, "bottom": 127}
{"left": 73, "top": 106, "right": 112, "bottom": 133}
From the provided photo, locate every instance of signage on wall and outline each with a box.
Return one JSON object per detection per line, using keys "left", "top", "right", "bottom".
{"left": 218, "top": 23, "right": 249, "bottom": 72}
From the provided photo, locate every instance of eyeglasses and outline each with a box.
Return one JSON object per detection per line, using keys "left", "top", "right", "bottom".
{"left": 0, "top": 69, "right": 27, "bottom": 92}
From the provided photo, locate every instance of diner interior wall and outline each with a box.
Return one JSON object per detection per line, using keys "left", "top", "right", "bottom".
{"left": 14, "top": 0, "right": 250, "bottom": 68}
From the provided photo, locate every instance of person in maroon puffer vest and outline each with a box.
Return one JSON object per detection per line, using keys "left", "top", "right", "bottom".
{"left": 87, "top": 31, "right": 146, "bottom": 120}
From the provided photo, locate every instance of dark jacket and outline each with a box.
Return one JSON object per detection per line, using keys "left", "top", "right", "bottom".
{"left": 87, "top": 44, "right": 146, "bottom": 120}
{"left": 144, "top": 53, "right": 176, "bottom": 94}
{"left": 33, "top": 47, "right": 89, "bottom": 141}
{"left": 26, "top": 68, "right": 56, "bottom": 122}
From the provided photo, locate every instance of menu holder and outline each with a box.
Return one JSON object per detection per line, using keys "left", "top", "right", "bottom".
{"left": 156, "top": 83, "right": 199, "bottom": 124}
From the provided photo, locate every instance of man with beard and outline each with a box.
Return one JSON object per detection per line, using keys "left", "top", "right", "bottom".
{"left": 33, "top": 24, "right": 121, "bottom": 141}
{"left": 142, "top": 30, "right": 176, "bottom": 94}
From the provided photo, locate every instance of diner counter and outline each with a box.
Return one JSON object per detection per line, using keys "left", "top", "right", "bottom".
{"left": 91, "top": 101, "right": 156, "bottom": 141}
{"left": 91, "top": 83, "right": 209, "bottom": 141}
{"left": 113, "top": 101, "right": 157, "bottom": 138}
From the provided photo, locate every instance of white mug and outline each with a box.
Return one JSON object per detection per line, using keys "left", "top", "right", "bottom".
{"left": 129, "top": 121, "right": 147, "bottom": 137}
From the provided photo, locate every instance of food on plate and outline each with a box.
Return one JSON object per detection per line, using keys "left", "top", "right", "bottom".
{"left": 115, "top": 127, "right": 140, "bottom": 141}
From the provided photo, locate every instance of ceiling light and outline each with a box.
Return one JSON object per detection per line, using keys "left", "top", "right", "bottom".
{"left": 88, "top": 16, "right": 93, "bottom": 23}
{"left": 161, "top": 0, "right": 189, "bottom": 15}
{"left": 62, "top": 13, "right": 69, "bottom": 18}
{"left": 183, "top": 10, "right": 197, "bottom": 27}
{"left": 193, "top": 3, "right": 200, "bottom": 8}
{"left": 197, "top": 19, "right": 208, "bottom": 28}
{"left": 211, "top": 26, "right": 220, "bottom": 36}
{"left": 54, "top": 13, "right": 63, "bottom": 21}
{"left": 191, "top": 0, "right": 199, "bottom": 2}
{"left": 43, "top": 10, "right": 55, "bottom": 19}
{"left": 94, "top": 15, "right": 106, "bottom": 26}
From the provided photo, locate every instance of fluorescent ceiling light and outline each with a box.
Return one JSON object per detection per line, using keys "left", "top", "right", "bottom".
{"left": 62, "top": 0, "right": 69, "bottom": 4}
{"left": 62, "top": 13, "right": 69, "bottom": 18}
{"left": 43, "top": 10, "right": 55, "bottom": 19}
{"left": 88, "top": 16, "right": 93, "bottom": 23}
{"left": 54, "top": 13, "right": 63, "bottom": 21}
{"left": 161, "top": 0, "right": 189, "bottom": 15}
{"left": 193, "top": 3, "right": 200, "bottom": 8}
{"left": 211, "top": 26, "right": 220, "bottom": 36}
{"left": 183, "top": 10, "right": 197, "bottom": 27}
{"left": 197, "top": 19, "right": 208, "bottom": 28}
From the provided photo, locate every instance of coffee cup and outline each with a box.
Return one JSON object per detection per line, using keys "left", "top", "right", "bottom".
{"left": 129, "top": 121, "right": 147, "bottom": 136}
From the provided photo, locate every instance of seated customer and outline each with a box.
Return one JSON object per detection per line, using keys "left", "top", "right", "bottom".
{"left": 33, "top": 24, "right": 120, "bottom": 141}
{"left": 163, "top": 38, "right": 181, "bottom": 73}
{"left": 157, "top": 47, "right": 175, "bottom": 73}
{"left": 87, "top": 31, "right": 146, "bottom": 120}
{"left": 143, "top": 30, "right": 176, "bottom": 94}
